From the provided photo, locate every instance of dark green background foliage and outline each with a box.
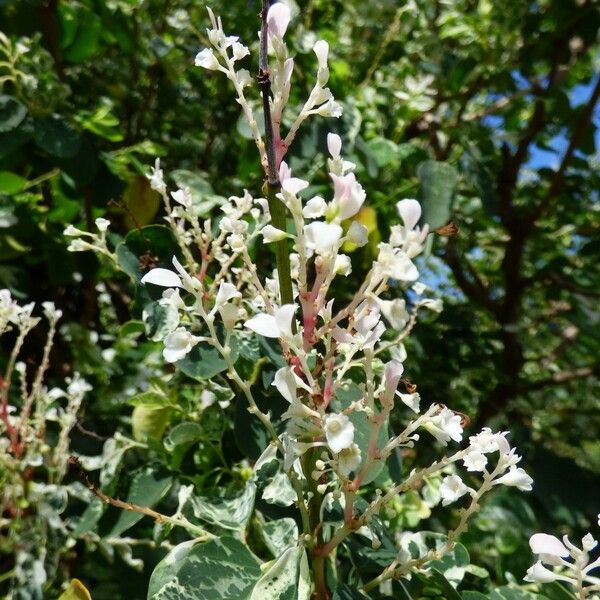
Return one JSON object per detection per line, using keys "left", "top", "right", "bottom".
{"left": 0, "top": 0, "right": 598, "bottom": 598}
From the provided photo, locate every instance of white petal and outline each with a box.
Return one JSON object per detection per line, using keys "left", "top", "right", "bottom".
{"left": 303, "top": 196, "right": 327, "bottom": 218}
{"left": 262, "top": 224, "right": 289, "bottom": 243}
{"left": 141, "top": 268, "right": 182, "bottom": 288}
{"left": 195, "top": 48, "right": 220, "bottom": 70}
{"left": 396, "top": 199, "right": 422, "bottom": 230}
{"left": 274, "top": 304, "right": 297, "bottom": 338}
{"left": 529, "top": 534, "right": 569, "bottom": 558}
{"left": 244, "top": 313, "right": 280, "bottom": 338}
{"left": 273, "top": 367, "right": 297, "bottom": 403}
{"left": 327, "top": 133, "right": 342, "bottom": 159}
{"left": 313, "top": 40, "right": 329, "bottom": 69}
{"left": 524, "top": 562, "right": 562, "bottom": 584}
{"left": 215, "top": 281, "right": 240, "bottom": 308}
{"left": 267, "top": 2, "right": 291, "bottom": 38}
{"left": 304, "top": 222, "right": 343, "bottom": 255}
{"left": 282, "top": 177, "right": 309, "bottom": 196}
{"left": 346, "top": 221, "right": 368, "bottom": 247}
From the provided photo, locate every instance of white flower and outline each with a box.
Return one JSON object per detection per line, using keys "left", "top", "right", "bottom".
{"left": 303, "top": 196, "right": 327, "bottom": 218}
{"left": 420, "top": 298, "right": 443, "bottom": 313}
{"left": 423, "top": 407, "right": 463, "bottom": 445}
{"left": 267, "top": 2, "right": 291, "bottom": 39}
{"left": 282, "top": 177, "right": 309, "bottom": 196}
{"left": 324, "top": 413, "right": 355, "bottom": 454}
{"left": 231, "top": 42, "right": 249, "bottom": 61}
{"left": 396, "top": 199, "right": 422, "bottom": 231}
{"left": 244, "top": 304, "right": 297, "bottom": 339}
{"left": 273, "top": 367, "right": 312, "bottom": 403}
{"left": 313, "top": 40, "right": 329, "bottom": 69}
{"left": 379, "top": 298, "right": 409, "bottom": 329}
{"left": 195, "top": 48, "right": 220, "bottom": 70}
{"left": 337, "top": 443, "right": 361, "bottom": 477}
{"left": 171, "top": 188, "right": 193, "bottom": 208}
{"left": 214, "top": 281, "right": 241, "bottom": 310}
{"left": 374, "top": 243, "right": 419, "bottom": 283}
{"left": 463, "top": 451, "right": 487, "bottom": 472}
{"left": 493, "top": 467, "right": 533, "bottom": 491}
{"left": 346, "top": 221, "right": 368, "bottom": 247}
{"left": 333, "top": 254, "right": 351, "bottom": 276}
{"left": 316, "top": 98, "right": 343, "bottom": 118}
{"left": 148, "top": 158, "right": 166, "bottom": 193}
{"left": 384, "top": 360, "right": 404, "bottom": 396}
{"left": 163, "top": 327, "right": 199, "bottom": 363}
{"left": 42, "top": 301, "right": 62, "bottom": 322}
{"left": 304, "top": 222, "right": 343, "bottom": 256}
{"left": 330, "top": 173, "right": 366, "bottom": 220}
{"left": 95, "top": 217, "right": 110, "bottom": 232}
{"left": 397, "top": 392, "right": 420, "bottom": 413}
{"left": 236, "top": 69, "right": 252, "bottom": 88}
{"left": 468, "top": 428, "right": 511, "bottom": 455}
{"left": 524, "top": 562, "right": 570, "bottom": 584}
{"left": 63, "top": 225, "right": 84, "bottom": 237}
{"left": 582, "top": 533, "right": 597, "bottom": 552}
{"left": 262, "top": 225, "right": 290, "bottom": 243}
{"left": 141, "top": 268, "right": 183, "bottom": 288}
{"left": 440, "top": 475, "right": 468, "bottom": 506}
{"left": 529, "top": 533, "right": 569, "bottom": 560}
{"left": 327, "top": 133, "right": 342, "bottom": 159}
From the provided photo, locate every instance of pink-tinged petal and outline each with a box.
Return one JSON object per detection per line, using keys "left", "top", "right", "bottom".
{"left": 141, "top": 268, "right": 182, "bottom": 288}
{"left": 384, "top": 360, "right": 404, "bottom": 390}
{"left": 396, "top": 199, "right": 422, "bottom": 230}
{"left": 244, "top": 313, "right": 279, "bottom": 337}
{"left": 275, "top": 304, "right": 297, "bottom": 338}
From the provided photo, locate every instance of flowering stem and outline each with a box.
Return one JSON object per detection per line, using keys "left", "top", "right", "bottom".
{"left": 259, "top": 0, "right": 294, "bottom": 308}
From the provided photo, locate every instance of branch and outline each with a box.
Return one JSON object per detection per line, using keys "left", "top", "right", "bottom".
{"left": 258, "top": 0, "right": 294, "bottom": 307}
{"left": 526, "top": 75, "right": 600, "bottom": 225}
{"left": 444, "top": 237, "right": 498, "bottom": 314}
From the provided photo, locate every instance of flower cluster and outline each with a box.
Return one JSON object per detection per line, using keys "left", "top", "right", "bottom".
{"left": 525, "top": 523, "right": 600, "bottom": 599}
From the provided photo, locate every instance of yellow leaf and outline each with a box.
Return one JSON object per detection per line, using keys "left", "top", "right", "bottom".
{"left": 58, "top": 579, "right": 92, "bottom": 600}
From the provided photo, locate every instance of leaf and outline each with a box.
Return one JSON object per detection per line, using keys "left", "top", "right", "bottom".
{"left": 143, "top": 301, "right": 180, "bottom": 342}
{"left": 262, "top": 518, "right": 298, "bottom": 556}
{"left": 176, "top": 338, "right": 238, "bottom": 380}
{"left": 331, "top": 382, "right": 388, "bottom": 484}
{"left": 128, "top": 390, "right": 174, "bottom": 409}
{"left": 463, "top": 593, "right": 489, "bottom": 600}
{"left": 116, "top": 225, "right": 181, "bottom": 282}
{"left": 132, "top": 405, "right": 173, "bottom": 442}
{"left": 164, "top": 421, "right": 203, "bottom": 468}
{"left": 171, "top": 169, "right": 225, "bottom": 216}
{"left": 33, "top": 115, "right": 81, "bottom": 158}
{"left": 261, "top": 470, "right": 297, "bottom": 507}
{"left": 0, "top": 95, "right": 27, "bottom": 133}
{"left": 58, "top": 579, "right": 92, "bottom": 600}
{"left": 122, "top": 175, "right": 161, "bottom": 228}
{"left": 183, "top": 481, "right": 256, "bottom": 531}
{"left": 0, "top": 171, "right": 27, "bottom": 195}
{"left": 105, "top": 467, "right": 172, "bottom": 538}
{"left": 540, "top": 582, "right": 578, "bottom": 600}
{"left": 428, "top": 569, "right": 462, "bottom": 600}
{"left": 491, "top": 587, "right": 551, "bottom": 600}
{"left": 250, "top": 546, "right": 306, "bottom": 600}
{"left": 417, "top": 160, "right": 458, "bottom": 229}
{"left": 365, "top": 137, "right": 400, "bottom": 168}
{"left": 147, "top": 537, "right": 261, "bottom": 600}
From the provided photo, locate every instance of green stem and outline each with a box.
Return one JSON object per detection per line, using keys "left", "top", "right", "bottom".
{"left": 266, "top": 182, "right": 294, "bottom": 306}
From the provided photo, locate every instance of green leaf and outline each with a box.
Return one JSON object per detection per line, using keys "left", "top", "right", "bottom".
{"left": 250, "top": 546, "right": 307, "bottom": 600}
{"left": 540, "top": 582, "right": 578, "bottom": 600}
{"left": 128, "top": 390, "right": 174, "bottom": 409}
{"left": 171, "top": 169, "right": 225, "bottom": 217}
{"left": 417, "top": 160, "right": 458, "bottom": 229}
{"left": 132, "top": 405, "right": 173, "bottom": 442}
{"left": 463, "top": 593, "right": 489, "bottom": 600}
{"left": 183, "top": 481, "right": 256, "bottom": 531}
{"left": 491, "top": 587, "right": 551, "bottom": 600}
{"left": 33, "top": 115, "right": 81, "bottom": 158}
{"left": 116, "top": 225, "right": 181, "bottom": 282}
{"left": 428, "top": 569, "right": 462, "bottom": 600}
{"left": 176, "top": 339, "right": 238, "bottom": 380}
{"left": 365, "top": 137, "right": 400, "bottom": 168}
{"left": 261, "top": 470, "right": 297, "bottom": 507}
{"left": 0, "top": 171, "right": 27, "bottom": 195}
{"left": 105, "top": 467, "right": 172, "bottom": 538}
{"left": 331, "top": 382, "right": 388, "bottom": 484}
{"left": 142, "top": 301, "right": 180, "bottom": 342}
{"left": 58, "top": 579, "right": 92, "bottom": 600}
{"left": 262, "top": 518, "right": 298, "bottom": 556}
{"left": 0, "top": 95, "right": 27, "bottom": 133}
{"left": 147, "top": 537, "right": 261, "bottom": 600}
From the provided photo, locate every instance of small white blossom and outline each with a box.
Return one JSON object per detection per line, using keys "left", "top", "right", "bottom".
{"left": 273, "top": 367, "right": 312, "bottom": 404}
{"left": 141, "top": 268, "right": 183, "bottom": 288}
{"left": 346, "top": 221, "right": 368, "bottom": 247}
{"left": 379, "top": 298, "right": 409, "bottom": 330}
{"left": 397, "top": 392, "right": 420, "bottom": 413}
{"left": 396, "top": 199, "right": 422, "bottom": 231}
{"left": 95, "top": 217, "right": 110, "bottom": 232}
{"left": 493, "top": 467, "right": 533, "bottom": 491}
{"left": 327, "top": 133, "right": 342, "bottom": 159}
{"left": 303, "top": 196, "right": 327, "bottom": 218}
{"left": 244, "top": 304, "right": 297, "bottom": 339}
{"left": 440, "top": 474, "right": 468, "bottom": 506}
{"left": 262, "top": 225, "right": 290, "bottom": 243}
{"left": 304, "top": 222, "right": 343, "bottom": 256}
{"left": 171, "top": 188, "right": 193, "bottom": 208}
{"left": 195, "top": 48, "right": 220, "bottom": 70}
{"left": 337, "top": 443, "right": 361, "bottom": 477}
{"left": 163, "top": 327, "right": 200, "bottom": 363}
{"left": 422, "top": 407, "right": 463, "bottom": 445}
{"left": 324, "top": 413, "right": 355, "bottom": 454}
